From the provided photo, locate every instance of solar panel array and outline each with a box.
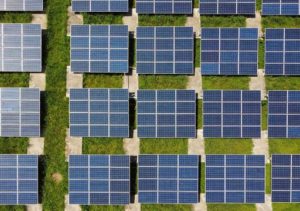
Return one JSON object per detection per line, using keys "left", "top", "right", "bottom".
{"left": 137, "top": 90, "right": 196, "bottom": 138}
{"left": 0, "top": 155, "right": 38, "bottom": 205}
{"left": 0, "top": 0, "right": 43, "bottom": 11}
{"left": 72, "top": 0, "right": 128, "bottom": 12}
{"left": 0, "top": 88, "right": 40, "bottom": 137}
{"left": 203, "top": 90, "right": 261, "bottom": 138}
{"left": 201, "top": 28, "right": 258, "bottom": 76}
{"left": 138, "top": 155, "right": 199, "bottom": 204}
{"left": 262, "top": 0, "right": 300, "bottom": 15}
{"left": 206, "top": 155, "right": 265, "bottom": 203}
{"left": 136, "top": 27, "right": 194, "bottom": 74}
{"left": 0, "top": 24, "right": 42, "bottom": 72}
{"left": 71, "top": 25, "right": 128, "bottom": 73}
{"left": 265, "top": 28, "right": 300, "bottom": 75}
{"left": 200, "top": 0, "right": 256, "bottom": 15}
{"left": 268, "top": 91, "right": 300, "bottom": 138}
{"left": 136, "top": 0, "right": 192, "bottom": 14}
{"left": 272, "top": 155, "right": 300, "bottom": 202}
{"left": 69, "top": 155, "right": 130, "bottom": 205}
{"left": 69, "top": 89, "right": 129, "bottom": 137}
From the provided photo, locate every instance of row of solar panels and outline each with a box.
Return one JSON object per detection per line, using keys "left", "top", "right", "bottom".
{"left": 70, "top": 25, "right": 300, "bottom": 76}
{"left": 1, "top": 154, "right": 298, "bottom": 205}
{"left": 71, "top": 0, "right": 300, "bottom": 16}
{"left": 69, "top": 88, "right": 300, "bottom": 139}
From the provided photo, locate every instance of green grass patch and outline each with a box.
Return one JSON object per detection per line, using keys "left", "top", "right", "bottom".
{"left": 201, "top": 16, "right": 246, "bottom": 27}
{"left": 139, "top": 75, "right": 188, "bottom": 89}
{"left": 269, "top": 139, "right": 300, "bottom": 154}
{"left": 265, "top": 76, "right": 300, "bottom": 90}
{"left": 202, "top": 76, "right": 250, "bottom": 90}
{"left": 201, "top": 162, "right": 205, "bottom": 193}
{"left": 0, "top": 138, "right": 28, "bottom": 154}
{"left": 141, "top": 204, "right": 192, "bottom": 211}
{"left": 272, "top": 204, "right": 300, "bottom": 211}
{"left": 82, "top": 138, "right": 124, "bottom": 154}
{"left": 207, "top": 204, "right": 256, "bottom": 211}
{"left": 140, "top": 139, "right": 188, "bottom": 154}
{"left": 266, "top": 163, "right": 271, "bottom": 194}
{"left": 83, "top": 74, "right": 123, "bottom": 88}
{"left": 0, "top": 12, "right": 32, "bottom": 23}
{"left": 0, "top": 206, "right": 25, "bottom": 211}
{"left": 194, "top": 0, "right": 199, "bottom": 8}
{"left": 262, "top": 100, "right": 268, "bottom": 130}
{"left": 256, "top": 0, "right": 262, "bottom": 11}
{"left": 138, "top": 15, "right": 187, "bottom": 26}
{"left": 0, "top": 73, "right": 29, "bottom": 87}
{"left": 82, "top": 206, "right": 124, "bottom": 211}
{"left": 258, "top": 39, "right": 265, "bottom": 69}
{"left": 197, "top": 99, "right": 202, "bottom": 129}
{"left": 195, "top": 38, "right": 200, "bottom": 68}
{"left": 205, "top": 139, "right": 253, "bottom": 154}
{"left": 83, "top": 13, "right": 123, "bottom": 24}
{"left": 262, "top": 17, "right": 300, "bottom": 30}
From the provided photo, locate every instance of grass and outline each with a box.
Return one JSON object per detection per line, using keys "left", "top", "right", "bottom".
{"left": 139, "top": 75, "right": 188, "bottom": 89}
{"left": 197, "top": 99, "right": 202, "bottom": 129}
{"left": 258, "top": 39, "right": 265, "bottom": 69}
{"left": 83, "top": 74, "right": 123, "bottom": 88}
{"left": 140, "top": 139, "right": 188, "bottom": 154}
{"left": 256, "top": 0, "right": 262, "bottom": 11}
{"left": 272, "top": 204, "right": 300, "bottom": 211}
{"left": 0, "top": 73, "right": 29, "bottom": 87}
{"left": 82, "top": 138, "right": 124, "bottom": 154}
{"left": 82, "top": 206, "right": 124, "bottom": 211}
{"left": 138, "top": 15, "right": 187, "bottom": 26}
{"left": 83, "top": 13, "right": 123, "bottom": 24}
{"left": 269, "top": 139, "right": 300, "bottom": 154}
{"left": 201, "top": 162, "right": 205, "bottom": 193}
{"left": 262, "top": 100, "right": 268, "bottom": 130}
{"left": 0, "top": 12, "right": 32, "bottom": 23}
{"left": 207, "top": 204, "right": 256, "bottom": 211}
{"left": 142, "top": 204, "right": 192, "bottom": 211}
{"left": 266, "top": 163, "right": 271, "bottom": 194}
{"left": 265, "top": 77, "right": 300, "bottom": 90}
{"left": 195, "top": 38, "right": 200, "bottom": 68}
{"left": 0, "top": 138, "right": 28, "bottom": 154}
{"left": 202, "top": 76, "right": 250, "bottom": 90}
{"left": 205, "top": 139, "right": 253, "bottom": 154}
{"left": 262, "top": 17, "right": 300, "bottom": 30}
{"left": 201, "top": 16, "right": 246, "bottom": 27}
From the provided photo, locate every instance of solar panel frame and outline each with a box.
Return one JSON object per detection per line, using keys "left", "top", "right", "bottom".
{"left": 69, "top": 155, "right": 130, "bottom": 205}
{"left": 262, "top": 0, "right": 300, "bottom": 16}
{"left": 268, "top": 90, "right": 300, "bottom": 138}
{"left": 203, "top": 90, "right": 261, "bottom": 138}
{"left": 136, "top": 26, "right": 194, "bottom": 75}
{"left": 69, "top": 88, "right": 129, "bottom": 138}
{"left": 200, "top": 0, "right": 256, "bottom": 15}
{"left": 138, "top": 154, "right": 199, "bottom": 204}
{"left": 206, "top": 155, "right": 265, "bottom": 204}
{"left": 137, "top": 89, "right": 197, "bottom": 138}
{"left": 0, "top": 88, "right": 40, "bottom": 137}
{"left": 70, "top": 25, "right": 129, "bottom": 73}
{"left": 272, "top": 154, "right": 300, "bottom": 203}
{"left": 265, "top": 28, "right": 300, "bottom": 75}
{"left": 72, "top": 0, "right": 129, "bottom": 12}
{"left": 0, "top": 24, "right": 42, "bottom": 72}
{"left": 136, "top": 0, "right": 193, "bottom": 14}
{"left": 0, "top": 0, "right": 43, "bottom": 11}
{"left": 201, "top": 27, "right": 258, "bottom": 76}
{"left": 0, "top": 154, "right": 38, "bottom": 205}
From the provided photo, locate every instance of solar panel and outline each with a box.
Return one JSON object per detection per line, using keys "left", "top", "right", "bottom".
{"left": 136, "top": 0, "right": 192, "bottom": 14}
{"left": 69, "top": 88, "right": 129, "bottom": 137}
{"left": 138, "top": 155, "right": 199, "bottom": 204}
{"left": 206, "top": 155, "right": 265, "bottom": 203}
{"left": 71, "top": 25, "right": 128, "bottom": 73}
{"left": 0, "top": 88, "right": 40, "bottom": 137}
{"left": 265, "top": 29, "right": 300, "bottom": 75}
{"left": 200, "top": 0, "right": 255, "bottom": 15}
{"left": 201, "top": 28, "right": 258, "bottom": 76}
{"left": 0, "top": 24, "right": 42, "bottom": 72}
{"left": 272, "top": 155, "right": 300, "bottom": 202}
{"left": 137, "top": 90, "right": 196, "bottom": 138}
{"left": 69, "top": 155, "right": 130, "bottom": 205}
{"left": 0, "top": 0, "right": 43, "bottom": 11}
{"left": 203, "top": 90, "right": 261, "bottom": 138}
{"left": 136, "top": 27, "right": 194, "bottom": 74}
{"left": 0, "top": 155, "right": 38, "bottom": 205}
{"left": 268, "top": 91, "right": 300, "bottom": 138}
{"left": 262, "top": 0, "right": 300, "bottom": 15}
{"left": 72, "top": 0, "right": 128, "bottom": 12}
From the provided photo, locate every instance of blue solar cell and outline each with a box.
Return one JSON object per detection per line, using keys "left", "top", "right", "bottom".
{"left": 262, "top": 0, "right": 300, "bottom": 15}
{"left": 203, "top": 90, "right": 261, "bottom": 138}
{"left": 72, "top": 0, "right": 128, "bottom": 12}
{"left": 206, "top": 155, "right": 265, "bottom": 203}
{"left": 138, "top": 155, "right": 199, "bottom": 204}
{"left": 136, "top": 27, "right": 194, "bottom": 74}
{"left": 0, "top": 0, "right": 43, "bottom": 11}
{"left": 201, "top": 28, "right": 258, "bottom": 76}
{"left": 136, "top": 0, "right": 192, "bottom": 14}
{"left": 200, "top": 0, "right": 255, "bottom": 15}
{"left": 69, "top": 155, "right": 130, "bottom": 205}
{"left": 137, "top": 90, "right": 196, "bottom": 138}
{"left": 69, "top": 89, "right": 129, "bottom": 137}
{"left": 71, "top": 25, "right": 128, "bottom": 73}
